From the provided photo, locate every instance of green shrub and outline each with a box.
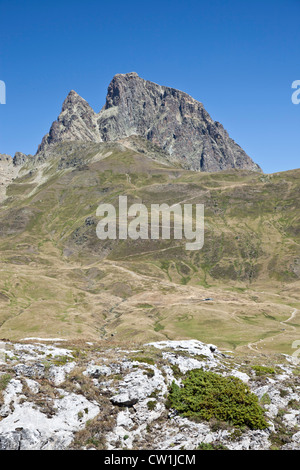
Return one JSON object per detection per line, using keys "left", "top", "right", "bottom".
{"left": 168, "top": 369, "right": 268, "bottom": 430}
{"left": 197, "top": 442, "right": 228, "bottom": 450}
{"left": 252, "top": 365, "right": 275, "bottom": 376}
{"left": 147, "top": 400, "right": 157, "bottom": 411}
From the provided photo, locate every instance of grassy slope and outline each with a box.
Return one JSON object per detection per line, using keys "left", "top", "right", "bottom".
{"left": 0, "top": 141, "right": 299, "bottom": 354}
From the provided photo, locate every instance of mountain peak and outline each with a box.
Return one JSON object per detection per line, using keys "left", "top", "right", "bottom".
{"left": 114, "top": 71, "right": 139, "bottom": 78}
{"left": 37, "top": 89, "right": 101, "bottom": 154}
{"left": 60, "top": 89, "right": 92, "bottom": 112}
{"left": 36, "top": 73, "right": 261, "bottom": 172}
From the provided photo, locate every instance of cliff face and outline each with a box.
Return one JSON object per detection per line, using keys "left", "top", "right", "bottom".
{"left": 98, "top": 72, "right": 261, "bottom": 172}
{"left": 36, "top": 72, "right": 261, "bottom": 172}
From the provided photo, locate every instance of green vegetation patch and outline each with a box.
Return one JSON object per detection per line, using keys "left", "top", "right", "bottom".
{"left": 147, "top": 400, "right": 157, "bottom": 411}
{"left": 136, "top": 303, "right": 153, "bottom": 309}
{"left": 167, "top": 369, "right": 268, "bottom": 430}
{"left": 0, "top": 373, "right": 12, "bottom": 391}
{"left": 197, "top": 442, "right": 228, "bottom": 450}
{"left": 154, "top": 322, "right": 165, "bottom": 332}
{"left": 130, "top": 356, "right": 155, "bottom": 365}
{"left": 260, "top": 393, "right": 272, "bottom": 405}
{"left": 252, "top": 365, "right": 276, "bottom": 376}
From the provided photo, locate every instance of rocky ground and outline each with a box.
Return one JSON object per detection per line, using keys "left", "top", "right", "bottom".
{"left": 0, "top": 338, "right": 300, "bottom": 450}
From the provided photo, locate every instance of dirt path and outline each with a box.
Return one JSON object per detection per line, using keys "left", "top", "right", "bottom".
{"left": 284, "top": 308, "right": 298, "bottom": 324}
{"left": 247, "top": 308, "right": 298, "bottom": 352}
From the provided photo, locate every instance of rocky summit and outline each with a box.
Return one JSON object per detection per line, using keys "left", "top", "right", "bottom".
{"left": 36, "top": 72, "right": 261, "bottom": 173}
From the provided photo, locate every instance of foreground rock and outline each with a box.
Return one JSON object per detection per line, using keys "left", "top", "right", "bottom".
{"left": 0, "top": 338, "right": 300, "bottom": 450}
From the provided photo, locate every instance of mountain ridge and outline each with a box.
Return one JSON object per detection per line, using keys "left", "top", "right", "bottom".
{"left": 35, "top": 72, "right": 262, "bottom": 173}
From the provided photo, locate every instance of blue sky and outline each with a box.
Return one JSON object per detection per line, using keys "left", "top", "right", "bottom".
{"left": 0, "top": 0, "right": 299, "bottom": 174}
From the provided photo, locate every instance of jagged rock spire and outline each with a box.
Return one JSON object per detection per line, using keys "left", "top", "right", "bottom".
{"left": 37, "top": 90, "right": 101, "bottom": 154}
{"left": 36, "top": 73, "right": 261, "bottom": 172}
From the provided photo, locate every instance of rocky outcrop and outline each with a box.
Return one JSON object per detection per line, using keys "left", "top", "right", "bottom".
{"left": 0, "top": 152, "right": 33, "bottom": 202}
{"left": 36, "top": 73, "right": 262, "bottom": 173}
{"left": 1, "top": 338, "right": 300, "bottom": 450}
{"left": 37, "top": 90, "right": 101, "bottom": 155}
{"left": 13, "top": 152, "right": 30, "bottom": 167}
{"left": 0, "top": 154, "right": 18, "bottom": 202}
{"left": 98, "top": 72, "right": 261, "bottom": 172}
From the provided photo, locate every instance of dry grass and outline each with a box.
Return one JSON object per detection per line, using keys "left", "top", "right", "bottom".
{"left": 0, "top": 143, "right": 299, "bottom": 356}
